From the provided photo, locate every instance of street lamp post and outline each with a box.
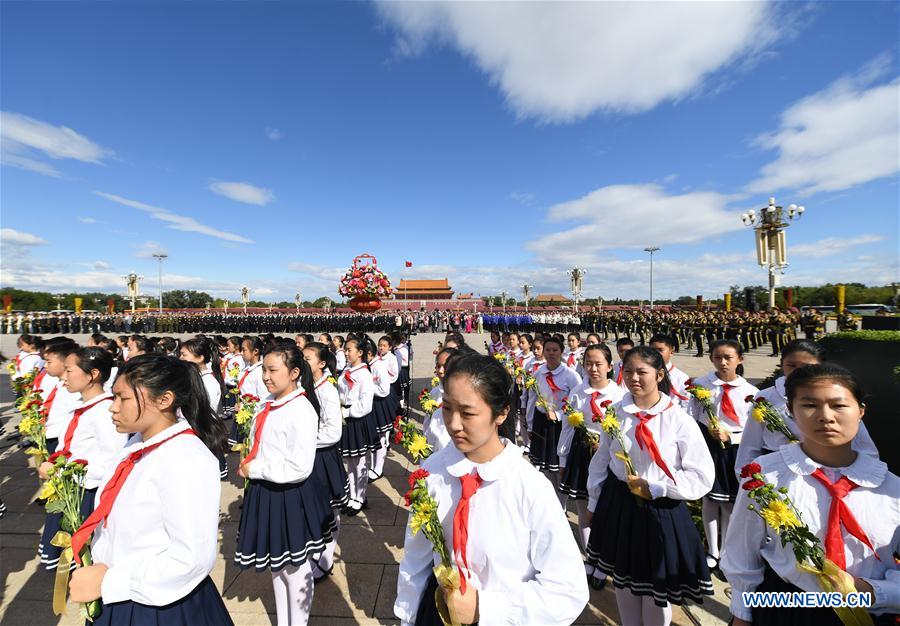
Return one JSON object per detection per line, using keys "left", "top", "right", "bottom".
{"left": 501, "top": 291, "right": 507, "bottom": 315}
{"left": 741, "top": 197, "right": 805, "bottom": 310}
{"left": 643, "top": 246, "right": 660, "bottom": 311}
{"left": 295, "top": 292, "right": 302, "bottom": 314}
{"left": 522, "top": 283, "right": 531, "bottom": 314}
{"left": 567, "top": 267, "right": 585, "bottom": 313}
{"left": 123, "top": 272, "right": 144, "bottom": 313}
{"left": 240, "top": 286, "right": 250, "bottom": 314}
{"left": 151, "top": 253, "right": 167, "bottom": 313}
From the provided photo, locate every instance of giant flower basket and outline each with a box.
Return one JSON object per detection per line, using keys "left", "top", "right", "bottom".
{"left": 339, "top": 254, "right": 392, "bottom": 312}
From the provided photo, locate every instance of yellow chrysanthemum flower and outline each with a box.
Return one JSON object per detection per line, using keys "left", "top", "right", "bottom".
{"left": 752, "top": 407, "right": 766, "bottom": 423}
{"left": 600, "top": 415, "right": 620, "bottom": 435}
{"left": 422, "top": 399, "right": 439, "bottom": 415}
{"left": 37, "top": 481, "right": 58, "bottom": 502}
{"left": 493, "top": 353, "right": 506, "bottom": 362}
{"left": 408, "top": 434, "right": 432, "bottom": 461}
{"left": 567, "top": 411, "right": 585, "bottom": 428}
{"left": 410, "top": 499, "right": 435, "bottom": 535}
{"left": 431, "top": 376, "right": 440, "bottom": 388}
{"left": 327, "top": 376, "right": 337, "bottom": 386}
{"left": 693, "top": 388, "right": 712, "bottom": 401}
{"left": 760, "top": 500, "right": 800, "bottom": 531}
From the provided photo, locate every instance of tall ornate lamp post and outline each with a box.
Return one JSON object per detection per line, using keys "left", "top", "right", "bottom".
{"left": 741, "top": 197, "right": 805, "bottom": 310}
{"left": 123, "top": 272, "right": 144, "bottom": 313}
{"left": 152, "top": 253, "right": 167, "bottom": 313}
{"left": 295, "top": 292, "right": 302, "bottom": 313}
{"left": 643, "top": 246, "right": 660, "bottom": 311}
{"left": 501, "top": 291, "right": 508, "bottom": 314}
{"left": 240, "top": 286, "right": 250, "bottom": 314}
{"left": 568, "top": 267, "right": 585, "bottom": 313}
{"left": 522, "top": 283, "right": 531, "bottom": 314}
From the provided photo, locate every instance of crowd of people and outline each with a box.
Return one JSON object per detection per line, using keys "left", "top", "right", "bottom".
{"left": 3, "top": 318, "right": 896, "bottom": 626}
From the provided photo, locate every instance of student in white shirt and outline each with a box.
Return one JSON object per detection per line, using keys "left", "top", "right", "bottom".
{"left": 338, "top": 337, "right": 377, "bottom": 515}
{"left": 391, "top": 331, "right": 411, "bottom": 412}
{"left": 302, "top": 342, "right": 349, "bottom": 583}
{"left": 395, "top": 353, "right": 589, "bottom": 626}
{"left": 688, "top": 339, "right": 759, "bottom": 573}
{"left": 526, "top": 337, "right": 582, "bottom": 499}
{"left": 368, "top": 336, "right": 401, "bottom": 482}
{"left": 735, "top": 339, "right": 879, "bottom": 474}
{"left": 612, "top": 337, "right": 635, "bottom": 388}
{"left": 520, "top": 337, "right": 545, "bottom": 449}
{"left": 38, "top": 347, "right": 127, "bottom": 571}
{"left": 228, "top": 336, "right": 266, "bottom": 447}
{"left": 13, "top": 334, "right": 44, "bottom": 386}
{"left": 180, "top": 336, "right": 228, "bottom": 479}
{"left": 721, "top": 363, "right": 899, "bottom": 626}
{"left": 38, "top": 341, "right": 81, "bottom": 454}
{"left": 648, "top": 334, "right": 691, "bottom": 408}
{"left": 67, "top": 353, "right": 233, "bottom": 626}
{"left": 331, "top": 336, "right": 347, "bottom": 373}
{"left": 423, "top": 347, "right": 457, "bottom": 454}
{"left": 234, "top": 341, "right": 336, "bottom": 626}
{"left": 585, "top": 346, "right": 716, "bottom": 626}
{"left": 558, "top": 343, "right": 624, "bottom": 585}
{"left": 222, "top": 336, "right": 245, "bottom": 415}
{"left": 562, "top": 332, "right": 584, "bottom": 371}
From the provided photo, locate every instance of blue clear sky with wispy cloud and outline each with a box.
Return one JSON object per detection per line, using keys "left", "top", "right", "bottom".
{"left": 1, "top": 1, "right": 897, "bottom": 302}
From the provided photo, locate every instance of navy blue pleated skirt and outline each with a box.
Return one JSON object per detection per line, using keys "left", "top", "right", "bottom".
{"left": 340, "top": 416, "right": 380, "bottom": 458}
{"left": 46, "top": 437, "right": 59, "bottom": 454}
{"left": 39, "top": 487, "right": 96, "bottom": 571}
{"left": 585, "top": 474, "right": 713, "bottom": 606}
{"left": 528, "top": 409, "right": 562, "bottom": 472}
{"left": 372, "top": 394, "right": 399, "bottom": 435}
{"left": 90, "top": 576, "right": 233, "bottom": 626}
{"left": 560, "top": 433, "right": 593, "bottom": 500}
{"left": 414, "top": 573, "right": 443, "bottom": 626}
{"left": 313, "top": 444, "right": 350, "bottom": 509}
{"left": 701, "top": 428, "right": 739, "bottom": 502}
{"left": 234, "top": 478, "right": 337, "bottom": 572}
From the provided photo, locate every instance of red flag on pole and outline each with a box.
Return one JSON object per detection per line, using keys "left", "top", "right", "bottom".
{"left": 405, "top": 261, "right": 412, "bottom": 267}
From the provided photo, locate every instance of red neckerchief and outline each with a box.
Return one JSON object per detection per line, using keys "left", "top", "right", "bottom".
{"left": 810, "top": 468, "right": 880, "bottom": 570}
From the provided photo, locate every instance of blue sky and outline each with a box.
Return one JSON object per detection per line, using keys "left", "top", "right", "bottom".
{"left": 1, "top": 1, "right": 898, "bottom": 303}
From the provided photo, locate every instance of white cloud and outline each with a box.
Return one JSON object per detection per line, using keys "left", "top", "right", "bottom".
{"left": 1, "top": 228, "right": 47, "bottom": 246}
{"left": 0, "top": 111, "right": 113, "bottom": 177}
{"left": 375, "top": 1, "right": 780, "bottom": 122}
{"left": 508, "top": 191, "right": 536, "bottom": 205}
{"left": 288, "top": 262, "right": 346, "bottom": 282}
{"left": 92, "top": 261, "right": 111, "bottom": 271}
{"left": 95, "top": 191, "right": 255, "bottom": 244}
{"left": 747, "top": 56, "right": 900, "bottom": 196}
{"left": 208, "top": 181, "right": 274, "bottom": 206}
{"left": 791, "top": 235, "right": 885, "bottom": 259}
{"left": 254, "top": 287, "right": 276, "bottom": 296}
{"left": 265, "top": 127, "right": 283, "bottom": 141}
{"left": 526, "top": 183, "right": 742, "bottom": 266}
{"left": 77, "top": 216, "right": 97, "bottom": 224}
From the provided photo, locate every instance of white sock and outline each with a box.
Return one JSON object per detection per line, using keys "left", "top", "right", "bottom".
{"left": 371, "top": 436, "right": 388, "bottom": 476}
{"left": 615, "top": 588, "right": 643, "bottom": 626}
{"left": 316, "top": 510, "right": 340, "bottom": 575}
{"left": 702, "top": 498, "right": 720, "bottom": 559}
{"left": 278, "top": 562, "right": 314, "bottom": 625}
{"left": 345, "top": 457, "right": 368, "bottom": 507}
{"left": 642, "top": 596, "right": 672, "bottom": 626}
{"left": 271, "top": 569, "right": 290, "bottom": 626}
{"left": 720, "top": 502, "right": 733, "bottom": 544}
{"left": 576, "top": 500, "right": 591, "bottom": 551}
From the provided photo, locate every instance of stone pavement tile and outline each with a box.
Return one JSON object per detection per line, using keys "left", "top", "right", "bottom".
{"left": 370, "top": 473, "right": 410, "bottom": 501}
{"left": 0, "top": 598, "right": 82, "bottom": 626}
{"left": 310, "top": 618, "right": 398, "bottom": 626}
{"left": 223, "top": 610, "right": 275, "bottom": 626}
{"left": 222, "top": 568, "right": 275, "bottom": 608}
{"left": 0, "top": 512, "right": 46, "bottom": 538}
{"left": 311, "top": 562, "right": 383, "bottom": 619}
{"left": 336, "top": 524, "right": 405, "bottom": 565}
{"left": 343, "top": 496, "right": 400, "bottom": 527}
{"left": 372, "top": 563, "right": 399, "bottom": 619}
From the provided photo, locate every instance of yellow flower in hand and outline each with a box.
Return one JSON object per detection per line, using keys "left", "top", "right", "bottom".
{"left": 693, "top": 387, "right": 711, "bottom": 401}
{"left": 37, "top": 481, "right": 58, "bottom": 502}
{"left": 408, "top": 434, "right": 432, "bottom": 461}
{"left": 760, "top": 500, "right": 800, "bottom": 531}
{"left": 567, "top": 411, "right": 585, "bottom": 428}
{"left": 600, "top": 415, "right": 620, "bottom": 435}
{"left": 752, "top": 407, "right": 766, "bottom": 423}
{"left": 430, "top": 376, "right": 440, "bottom": 388}
{"left": 410, "top": 499, "right": 435, "bottom": 535}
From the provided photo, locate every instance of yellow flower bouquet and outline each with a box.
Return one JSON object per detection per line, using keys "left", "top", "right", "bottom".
{"left": 561, "top": 400, "right": 598, "bottom": 450}
{"left": 745, "top": 395, "right": 798, "bottom": 443}
{"left": 686, "top": 381, "right": 725, "bottom": 449}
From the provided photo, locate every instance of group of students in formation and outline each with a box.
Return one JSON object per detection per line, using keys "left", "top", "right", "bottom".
{"left": 5, "top": 325, "right": 898, "bottom": 626}
{"left": 396, "top": 329, "right": 897, "bottom": 626}
{"left": 6, "top": 329, "right": 411, "bottom": 626}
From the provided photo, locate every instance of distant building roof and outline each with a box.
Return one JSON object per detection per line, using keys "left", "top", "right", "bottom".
{"left": 397, "top": 279, "right": 450, "bottom": 290}
{"left": 394, "top": 278, "right": 454, "bottom": 300}
{"left": 533, "top": 294, "right": 573, "bottom": 303}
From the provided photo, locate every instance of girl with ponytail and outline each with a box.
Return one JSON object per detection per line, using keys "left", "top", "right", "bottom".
{"left": 181, "top": 336, "right": 228, "bottom": 479}
{"left": 66, "top": 354, "right": 232, "bottom": 625}
{"left": 233, "top": 341, "right": 335, "bottom": 626}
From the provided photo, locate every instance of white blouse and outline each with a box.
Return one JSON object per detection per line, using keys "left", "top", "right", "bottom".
{"left": 238, "top": 362, "right": 267, "bottom": 400}
{"left": 735, "top": 376, "right": 879, "bottom": 474}
{"left": 43, "top": 381, "right": 82, "bottom": 440}
{"left": 313, "top": 376, "right": 342, "bottom": 448}
{"left": 338, "top": 364, "right": 375, "bottom": 419}
{"left": 200, "top": 368, "right": 221, "bottom": 415}
{"left": 429, "top": 383, "right": 444, "bottom": 406}
{"left": 224, "top": 354, "right": 244, "bottom": 386}
{"left": 587, "top": 393, "right": 715, "bottom": 509}
{"left": 334, "top": 349, "right": 346, "bottom": 373}
{"left": 688, "top": 372, "right": 759, "bottom": 445}
{"left": 721, "top": 444, "right": 900, "bottom": 620}
{"left": 37, "top": 371, "right": 58, "bottom": 400}
{"left": 558, "top": 381, "right": 624, "bottom": 469}
{"left": 423, "top": 407, "right": 451, "bottom": 454}
{"left": 394, "top": 440, "right": 589, "bottom": 626}
{"left": 246, "top": 388, "right": 319, "bottom": 484}
{"left": 394, "top": 344, "right": 410, "bottom": 368}
{"left": 15, "top": 352, "right": 43, "bottom": 379}
{"left": 93, "top": 420, "right": 220, "bottom": 607}
{"left": 370, "top": 355, "right": 398, "bottom": 398}
{"left": 66, "top": 393, "right": 129, "bottom": 489}
{"left": 665, "top": 362, "right": 691, "bottom": 409}
{"left": 525, "top": 363, "right": 582, "bottom": 426}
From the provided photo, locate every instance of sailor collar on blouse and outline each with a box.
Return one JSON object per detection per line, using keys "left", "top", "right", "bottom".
{"left": 774, "top": 376, "right": 786, "bottom": 400}
{"left": 444, "top": 438, "right": 521, "bottom": 482}
{"left": 620, "top": 392, "right": 672, "bottom": 416}
{"left": 267, "top": 386, "right": 304, "bottom": 408}
{"left": 710, "top": 375, "right": 747, "bottom": 388}
{"left": 778, "top": 442, "right": 887, "bottom": 489}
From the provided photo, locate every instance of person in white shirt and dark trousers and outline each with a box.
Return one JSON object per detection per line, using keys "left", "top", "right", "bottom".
{"left": 585, "top": 346, "right": 716, "bottom": 626}
{"left": 368, "top": 337, "right": 401, "bottom": 482}
{"left": 234, "top": 341, "right": 337, "bottom": 626}
{"left": 338, "top": 337, "right": 377, "bottom": 516}
{"left": 67, "top": 353, "right": 233, "bottom": 625}
{"left": 179, "top": 336, "right": 228, "bottom": 479}
{"left": 395, "top": 353, "right": 589, "bottom": 626}
{"left": 721, "top": 363, "right": 899, "bottom": 626}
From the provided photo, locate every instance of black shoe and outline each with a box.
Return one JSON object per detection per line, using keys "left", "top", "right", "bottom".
{"left": 344, "top": 504, "right": 362, "bottom": 517}
{"left": 367, "top": 470, "right": 383, "bottom": 484}
{"left": 588, "top": 574, "right": 607, "bottom": 591}
{"left": 361, "top": 498, "right": 369, "bottom": 510}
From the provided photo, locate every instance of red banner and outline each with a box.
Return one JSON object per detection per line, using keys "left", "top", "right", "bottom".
{"left": 2, "top": 295, "right": 11, "bottom": 313}
{"left": 106, "top": 298, "right": 115, "bottom": 314}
